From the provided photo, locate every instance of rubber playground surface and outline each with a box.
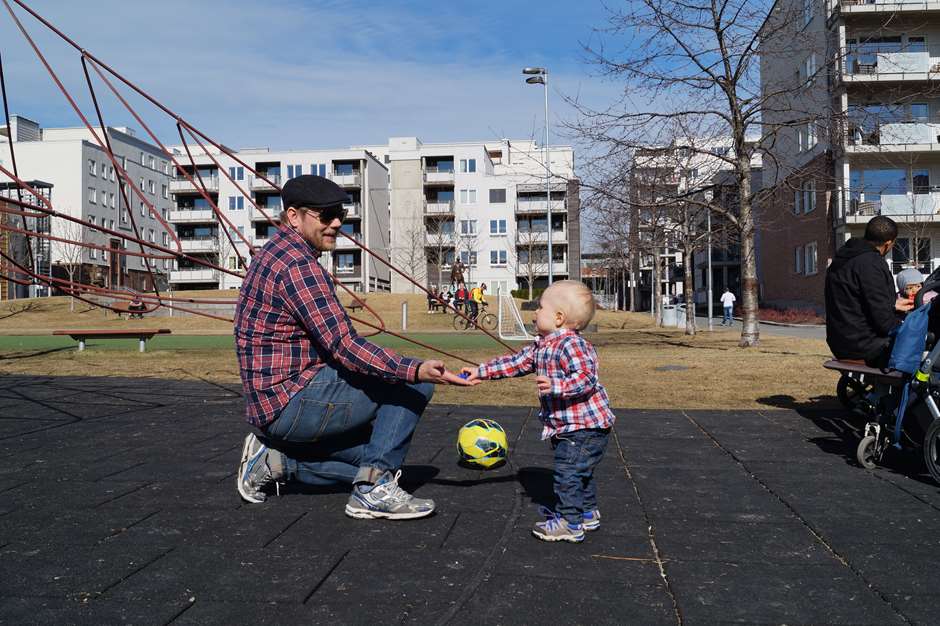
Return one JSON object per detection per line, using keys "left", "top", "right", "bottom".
{"left": 1, "top": 374, "right": 938, "bottom": 625}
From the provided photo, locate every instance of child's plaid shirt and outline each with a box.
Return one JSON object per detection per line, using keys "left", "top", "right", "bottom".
{"left": 478, "top": 328, "right": 615, "bottom": 439}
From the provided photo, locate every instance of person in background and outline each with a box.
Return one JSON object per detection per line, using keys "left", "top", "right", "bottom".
{"left": 719, "top": 288, "right": 736, "bottom": 326}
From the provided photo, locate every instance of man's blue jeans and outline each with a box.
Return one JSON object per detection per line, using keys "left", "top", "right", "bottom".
{"left": 262, "top": 363, "right": 434, "bottom": 487}
{"left": 723, "top": 306, "right": 733, "bottom": 325}
{"left": 551, "top": 428, "right": 610, "bottom": 526}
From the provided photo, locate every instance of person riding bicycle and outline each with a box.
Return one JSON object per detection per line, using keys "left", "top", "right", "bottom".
{"left": 469, "top": 283, "right": 487, "bottom": 320}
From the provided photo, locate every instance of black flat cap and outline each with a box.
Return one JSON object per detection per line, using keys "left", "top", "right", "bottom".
{"left": 281, "top": 175, "right": 349, "bottom": 209}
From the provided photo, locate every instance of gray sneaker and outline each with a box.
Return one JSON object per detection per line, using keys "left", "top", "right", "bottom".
{"left": 344, "top": 469, "right": 435, "bottom": 520}
{"left": 236, "top": 433, "right": 283, "bottom": 504}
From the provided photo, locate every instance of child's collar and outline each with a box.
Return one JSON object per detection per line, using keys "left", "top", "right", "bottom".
{"left": 538, "top": 328, "right": 579, "bottom": 344}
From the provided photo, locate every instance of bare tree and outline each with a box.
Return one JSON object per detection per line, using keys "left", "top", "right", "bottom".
{"left": 567, "top": 0, "right": 826, "bottom": 347}
{"left": 511, "top": 226, "right": 549, "bottom": 300}
{"left": 393, "top": 222, "right": 427, "bottom": 294}
{"left": 50, "top": 216, "right": 85, "bottom": 311}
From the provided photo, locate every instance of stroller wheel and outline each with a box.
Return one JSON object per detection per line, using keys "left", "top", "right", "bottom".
{"left": 837, "top": 375, "right": 869, "bottom": 410}
{"left": 857, "top": 435, "right": 879, "bottom": 470}
{"left": 924, "top": 420, "right": 940, "bottom": 485}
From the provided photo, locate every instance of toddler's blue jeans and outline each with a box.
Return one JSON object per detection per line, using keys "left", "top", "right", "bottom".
{"left": 551, "top": 427, "right": 610, "bottom": 526}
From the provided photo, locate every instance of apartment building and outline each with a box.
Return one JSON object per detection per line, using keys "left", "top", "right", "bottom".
{"left": 0, "top": 115, "right": 172, "bottom": 294}
{"left": 361, "top": 137, "right": 580, "bottom": 296}
{"left": 165, "top": 147, "right": 390, "bottom": 293}
{"left": 759, "top": 0, "right": 940, "bottom": 310}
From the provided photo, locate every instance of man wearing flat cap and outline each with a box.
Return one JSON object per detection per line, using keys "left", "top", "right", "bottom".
{"left": 234, "top": 174, "right": 474, "bottom": 519}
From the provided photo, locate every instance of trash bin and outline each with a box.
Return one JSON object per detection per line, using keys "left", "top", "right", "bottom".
{"left": 662, "top": 304, "right": 677, "bottom": 326}
{"left": 674, "top": 304, "right": 686, "bottom": 327}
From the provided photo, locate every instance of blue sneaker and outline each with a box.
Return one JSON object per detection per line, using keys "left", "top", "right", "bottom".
{"left": 345, "top": 470, "right": 435, "bottom": 520}
{"left": 532, "top": 514, "right": 585, "bottom": 543}
{"left": 582, "top": 509, "right": 601, "bottom": 531}
{"left": 236, "top": 433, "right": 283, "bottom": 504}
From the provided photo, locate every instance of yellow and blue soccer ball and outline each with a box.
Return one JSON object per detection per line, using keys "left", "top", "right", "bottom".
{"left": 457, "top": 419, "right": 508, "bottom": 469}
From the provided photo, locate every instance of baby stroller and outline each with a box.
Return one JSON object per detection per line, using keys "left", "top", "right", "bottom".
{"left": 850, "top": 268, "right": 940, "bottom": 485}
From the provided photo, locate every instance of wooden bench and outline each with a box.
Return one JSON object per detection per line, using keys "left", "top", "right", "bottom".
{"left": 823, "top": 359, "right": 906, "bottom": 386}
{"left": 53, "top": 328, "right": 172, "bottom": 352}
{"left": 345, "top": 298, "right": 367, "bottom": 313}
{"left": 427, "top": 297, "right": 449, "bottom": 313}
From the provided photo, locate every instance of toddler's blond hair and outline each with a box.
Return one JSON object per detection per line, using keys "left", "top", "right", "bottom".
{"left": 546, "top": 280, "right": 596, "bottom": 330}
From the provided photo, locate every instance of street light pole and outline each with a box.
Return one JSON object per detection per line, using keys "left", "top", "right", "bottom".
{"left": 707, "top": 208, "right": 713, "bottom": 331}
{"left": 523, "top": 67, "right": 553, "bottom": 286}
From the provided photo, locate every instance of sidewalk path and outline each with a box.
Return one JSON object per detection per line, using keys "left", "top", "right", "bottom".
{"left": 1, "top": 375, "right": 937, "bottom": 624}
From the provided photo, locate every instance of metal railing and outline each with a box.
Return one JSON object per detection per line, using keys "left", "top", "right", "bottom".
{"left": 515, "top": 199, "right": 566, "bottom": 213}
{"left": 845, "top": 115, "right": 940, "bottom": 147}
{"left": 332, "top": 172, "right": 361, "bottom": 186}
{"left": 838, "top": 46, "right": 933, "bottom": 77}
{"left": 169, "top": 269, "right": 220, "bottom": 283}
{"left": 169, "top": 176, "right": 219, "bottom": 192}
{"left": 837, "top": 0, "right": 940, "bottom": 10}
{"left": 343, "top": 202, "right": 361, "bottom": 217}
{"left": 515, "top": 229, "right": 567, "bottom": 243}
{"left": 168, "top": 209, "right": 217, "bottom": 222}
{"left": 251, "top": 174, "right": 282, "bottom": 189}
{"left": 840, "top": 187, "right": 940, "bottom": 219}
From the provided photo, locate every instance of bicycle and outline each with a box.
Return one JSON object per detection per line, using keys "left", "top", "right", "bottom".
{"left": 453, "top": 301, "right": 498, "bottom": 332}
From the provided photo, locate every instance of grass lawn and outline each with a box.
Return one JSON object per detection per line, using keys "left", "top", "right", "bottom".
{"left": 0, "top": 294, "right": 840, "bottom": 410}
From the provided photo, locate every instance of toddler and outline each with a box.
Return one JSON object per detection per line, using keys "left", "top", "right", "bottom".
{"left": 896, "top": 268, "right": 924, "bottom": 304}
{"left": 463, "top": 280, "right": 615, "bottom": 543}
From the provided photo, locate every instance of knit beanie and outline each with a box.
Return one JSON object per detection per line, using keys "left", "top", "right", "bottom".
{"left": 896, "top": 268, "right": 925, "bottom": 292}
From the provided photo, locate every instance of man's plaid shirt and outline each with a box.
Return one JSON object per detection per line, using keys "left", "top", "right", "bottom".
{"left": 477, "top": 329, "right": 615, "bottom": 439}
{"left": 235, "top": 227, "right": 421, "bottom": 427}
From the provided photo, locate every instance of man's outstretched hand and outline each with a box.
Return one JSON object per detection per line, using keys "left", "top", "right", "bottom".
{"left": 417, "top": 360, "right": 480, "bottom": 385}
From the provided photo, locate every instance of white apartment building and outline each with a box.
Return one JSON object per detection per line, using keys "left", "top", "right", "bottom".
{"left": 360, "top": 137, "right": 581, "bottom": 296}
{"left": 165, "top": 147, "right": 390, "bottom": 293}
{"left": 759, "top": 0, "right": 940, "bottom": 310}
{"left": 0, "top": 115, "right": 173, "bottom": 293}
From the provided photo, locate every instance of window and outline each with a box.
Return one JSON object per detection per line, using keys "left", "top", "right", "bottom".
{"left": 163, "top": 259, "right": 169, "bottom": 270}
{"left": 793, "top": 190, "right": 801, "bottom": 215}
{"left": 460, "top": 219, "right": 477, "bottom": 235}
{"left": 229, "top": 197, "right": 236, "bottom": 210}
{"left": 163, "top": 161, "right": 169, "bottom": 175}
{"left": 229, "top": 166, "right": 244, "bottom": 181}
{"left": 798, "top": 122, "right": 818, "bottom": 152}
{"left": 794, "top": 246, "right": 804, "bottom": 274}
{"left": 459, "top": 251, "right": 478, "bottom": 266}
{"left": 805, "top": 241, "right": 818, "bottom": 275}
{"left": 120, "top": 156, "right": 127, "bottom": 170}
{"left": 336, "top": 253, "right": 355, "bottom": 273}
{"left": 459, "top": 189, "right": 477, "bottom": 204}
{"left": 109, "top": 219, "right": 115, "bottom": 230}
{"left": 102, "top": 249, "right": 108, "bottom": 262}
{"left": 893, "top": 237, "right": 931, "bottom": 274}
{"left": 148, "top": 180, "right": 155, "bottom": 195}
{"left": 139, "top": 177, "right": 145, "bottom": 191}
{"left": 88, "top": 188, "right": 97, "bottom": 204}
{"left": 802, "top": 0, "right": 813, "bottom": 26}
{"left": 459, "top": 159, "right": 477, "bottom": 173}
{"left": 148, "top": 229, "right": 155, "bottom": 243}
{"left": 162, "top": 184, "right": 168, "bottom": 199}
{"left": 489, "top": 189, "right": 506, "bottom": 203}
{"left": 140, "top": 151, "right": 145, "bottom": 165}
{"left": 489, "top": 219, "right": 507, "bottom": 235}
{"left": 88, "top": 159, "right": 96, "bottom": 176}
{"left": 802, "top": 180, "right": 816, "bottom": 213}
{"left": 140, "top": 202, "right": 146, "bottom": 216}
{"left": 109, "top": 167, "right": 115, "bottom": 182}
{"left": 121, "top": 209, "right": 128, "bottom": 223}
{"left": 89, "top": 215, "right": 96, "bottom": 228}
{"left": 110, "top": 193, "right": 115, "bottom": 208}
{"left": 89, "top": 248, "right": 96, "bottom": 260}
{"left": 800, "top": 54, "right": 817, "bottom": 86}
{"left": 287, "top": 164, "right": 302, "bottom": 179}
{"left": 162, "top": 232, "right": 169, "bottom": 246}
{"left": 490, "top": 250, "right": 507, "bottom": 266}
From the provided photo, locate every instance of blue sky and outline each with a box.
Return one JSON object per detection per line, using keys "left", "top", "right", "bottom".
{"left": 0, "top": 0, "right": 622, "bottom": 151}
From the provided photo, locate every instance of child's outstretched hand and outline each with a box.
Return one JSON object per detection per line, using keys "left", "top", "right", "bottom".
{"left": 459, "top": 367, "right": 482, "bottom": 383}
{"left": 535, "top": 376, "right": 552, "bottom": 394}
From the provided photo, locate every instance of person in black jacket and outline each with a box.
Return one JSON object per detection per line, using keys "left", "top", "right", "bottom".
{"left": 825, "top": 216, "right": 913, "bottom": 367}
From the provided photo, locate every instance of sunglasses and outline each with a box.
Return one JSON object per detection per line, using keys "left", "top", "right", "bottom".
{"left": 301, "top": 204, "right": 347, "bottom": 224}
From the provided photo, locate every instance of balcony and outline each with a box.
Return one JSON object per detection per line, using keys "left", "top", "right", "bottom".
{"left": 515, "top": 230, "right": 568, "bottom": 244}
{"left": 424, "top": 166, "right": 455, "bottom": 184}
{"left": 168, "top": 209, "right": 217, "bottom": 223}
{"left": 179, "top": 236, "right": 219, "bottom": 253}
{"left": 343, "top": 202, "right": 361, "bottom": 218}
{"left": 169, "top": 176, "right": 219, "bottom": 194}
{"left": 841, "top": 188, "right": 940, "bottom": 223}
{"left": 514, "top": 261, "right": 569, "bottom": 276}
{"left": 425, "top": 232, "right": 456, "bottom": 246}
{"left": 834, "top": 1, "right": 940, "bottom": 16}
{"left": 250, "top": 205, "right": 282, "bottom": 221}
{"left": 251, "top": 174, "right": 281, "bottom": 190}
{"left": 515, "top": 199, "right": 566, "bottom": 214}
{"left": 335, "top": 232, "right": 363, "bottom": 249}
{"left": 839, "top": 48, "right": 937, "bottom": 82}
{"left": 333, "top": 264, "right": 362, "bottom": 278}
{"left": 169, "top": 269, "right": 220, "bottom": 284}
{"left": 424, "top": 200, "right": 455, "bottom": 215}
{"left": 332, "top": 172, "right": 361, "bottom": 187}
{"left": 845, "top": 117, "right": 940, "bottom": 153}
